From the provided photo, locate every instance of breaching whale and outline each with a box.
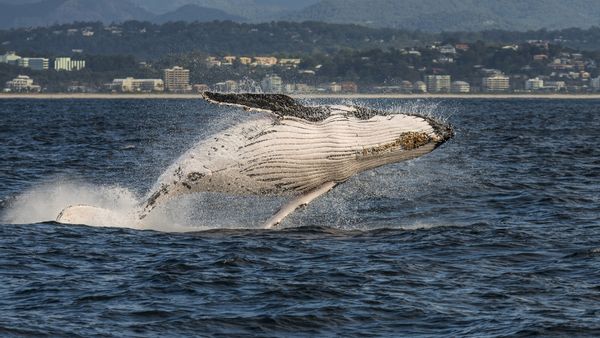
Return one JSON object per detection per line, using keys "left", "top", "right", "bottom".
{"left": 56, "top": 92, "right": 454, "bottom": 229}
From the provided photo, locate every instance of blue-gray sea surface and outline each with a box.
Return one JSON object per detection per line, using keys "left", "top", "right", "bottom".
{"left": 0, "top": 98, "right": 599, "bottom": 337}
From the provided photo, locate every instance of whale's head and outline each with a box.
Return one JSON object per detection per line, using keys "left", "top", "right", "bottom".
{"left": 421, "top": 115, "right": 454, "bottom": 148}
{"left": 339, "top": 109, "right": 453, "bottom": 175}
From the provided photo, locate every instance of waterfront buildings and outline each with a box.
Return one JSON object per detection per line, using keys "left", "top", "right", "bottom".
{"left": 591, "top": 77, "right": 600, "bottom": 91}
{"left": 425, "top": 75, "right": 451, "bottom": 93}
{"left": 218, "top": 80, "right": 238, "bottom": 92}
{"left": 4, "top": 75, "right": 41, "bottom": 92}
{"left": 544, "top": 81, "right": 566, "bottom": 92}
{"left": 0, "top": 52, "right": 21, "bottom": 65}
{"left": 400, "top": 81, "right": 414, "bottom": 93}
{"left": 109, "top": 78, "right": 164, "bottom": 92}
{"left": 525, "top": 77, "right": 544, "bottom": 91}
{"left": 193, "top": 84, "right": 210, "bottom": 93}
{"left": 451, "top": 81, "right": 470, "bottom": 93}
{"left": 290, "top": 83, "right": 314, "bottom": 94}
{"left": 261, "top": 74, "right": 282, "bottom": 93}
{"left": 340, "top": 82, "right": 358, "bottom": 93}
{"left": 482, "top": 75, "right": 510, "bottom": 92}
{"left": 164, "top": 66, "right": 191, "bottom": 92}
{"left": 328, "top": 82, "right": 342, "bottom": 93}
{"left": 413, "top": 81, "right": 427, "bottom": 93}
{"left": 54, "top": 57, "right": 86, "bottom": 71}
{"left": 18, "top": 57, "right": 49, "bottom": 71}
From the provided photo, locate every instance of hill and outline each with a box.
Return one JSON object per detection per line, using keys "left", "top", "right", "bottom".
{"left": 285, "top": 0, "right": 600, "bottom": 31}
{"left": 2, "top": 21, "right": 600, "bottom": 60}
{"left": 154, "top": 4, "right": 245, "bottom": 23}
{"left": 0, "top": 0, "right": 153, "bottom": 29}
{"left": 130, "top": 0, "right": 319, "bottom": 19}
{"left": 0, "top": 21, "right": 428, "bottom": 58}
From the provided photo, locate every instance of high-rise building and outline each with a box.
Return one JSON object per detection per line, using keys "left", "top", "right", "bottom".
{"left": 261, "top": 74, "right": 282, "bottom": 93}
{"left": 164, "top": 66, "right": 191, "bottom": 92}
{"left": 425, "top": 75, "right": 451, "bottom": 93}
{"left": 482, "top": 75, "right": 510, "bottom": 92}
{"left": 18, "top": 58, "right": 49, "bottom": 70}
{"left": 54, "top": 57, "right": 86, "bottom": 71}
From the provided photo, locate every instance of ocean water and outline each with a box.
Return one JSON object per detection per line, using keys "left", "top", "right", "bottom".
{"left": 0, "top": 98, "right": 599, "bottom": 336}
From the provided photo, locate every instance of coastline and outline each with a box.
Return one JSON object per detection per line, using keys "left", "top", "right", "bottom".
{"left": 1, "top": 92, "right": 600, "bottom": 100}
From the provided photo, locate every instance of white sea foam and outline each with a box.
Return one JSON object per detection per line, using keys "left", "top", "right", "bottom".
{"left": 1, "top": 179, "right": 284, "bottom": 232}
{"left": 2, "top": 180, "right": 139, "bottom": 227}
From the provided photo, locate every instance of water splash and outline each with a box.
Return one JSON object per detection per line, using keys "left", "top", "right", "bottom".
{"left": 2, "top": 180, "right": 139, "bottom": 227}
{"left": 0, "top": 178, "right": 288, "bottom": 232}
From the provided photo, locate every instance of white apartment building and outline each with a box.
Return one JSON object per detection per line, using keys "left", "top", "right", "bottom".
{"left": 482, "top": 75, "right": 510, "bottom": 92}
{"left": 545, "top": 81, "right": 566, "bottom": 92}
{"left": 328, "top": 82, "right": 342, "bottom": 93}
{"left": 525, "top": 77, "right": 544, "bottom": 91}
{"left": 261, "top": 74, "right": 282, "bottom": 93}
{"left": 413, "top": 81, "right": 427, "bottom": 93}
{"left": 164, "top": 66, "right": 190, "bottom": 92}
{"left": 110, "top": 78, "right": 164, "bottom": 92}
{"left": 591, "top": 77, "right": 600, "bottom": 90}
{"left": 18, "top": 57, "right": 49, "bottom": 70}
{"left": 426, "top": 75, "right": 451, "bottom": 93}
{"left": 0, "top": 51, "right": 21, "bottom": 65}
{"left": 5, "top": 75, "right": 41, "bottom": 92}
{"left": 54, "top": 57, "right": 86, "bottom": 71}
{"left": 451, "top": 81, "right": 470, "bottom": 93}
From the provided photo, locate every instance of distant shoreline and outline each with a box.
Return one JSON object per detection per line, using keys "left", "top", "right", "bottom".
{"left": 1, "top": 93, "right": 600, "bottom": 100}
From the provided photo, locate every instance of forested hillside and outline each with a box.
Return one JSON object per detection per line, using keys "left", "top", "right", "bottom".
{"left": 287, "top": 0, "right": 600, "bottom": 31}
{"left": 2, "top": 21, "right": 600, "bottom": 59}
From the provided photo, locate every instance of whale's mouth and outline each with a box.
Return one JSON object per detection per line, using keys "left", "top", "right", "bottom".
{"left": 422, "top": 116, "right": 454, "bottom": 147}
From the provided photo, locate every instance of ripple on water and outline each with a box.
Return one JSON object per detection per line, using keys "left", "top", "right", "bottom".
{"left": 0, "top": 99, "right": 600, "bottom": 336}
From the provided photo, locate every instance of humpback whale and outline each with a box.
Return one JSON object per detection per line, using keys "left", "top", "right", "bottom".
{"left": 57, "top": 93, "right": 454, "bottom": 229}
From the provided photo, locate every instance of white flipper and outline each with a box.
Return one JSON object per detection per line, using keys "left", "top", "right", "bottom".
{"left": 263, "top": 181, "right": 337, "bottom": 229}
{"left": 56, "top": 204, "right": 131, "bottom": 227}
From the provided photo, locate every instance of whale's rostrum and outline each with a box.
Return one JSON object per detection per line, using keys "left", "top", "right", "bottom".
{"left": 56, "top": 93, "right": 453, "bottom": 229}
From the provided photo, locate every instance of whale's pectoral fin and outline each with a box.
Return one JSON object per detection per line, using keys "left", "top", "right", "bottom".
{"left": 202, "top": 92, "right": 332, "bottom": 122}
{"left": 56, "top": 204, "right": 123, "bottom": 227}
{"left": 263, "top": 181, "right": 337, "bottom": 229}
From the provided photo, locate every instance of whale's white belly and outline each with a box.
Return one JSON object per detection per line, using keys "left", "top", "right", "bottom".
{"left": 156, "top": 111, "right": 437, "bottom": 197}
